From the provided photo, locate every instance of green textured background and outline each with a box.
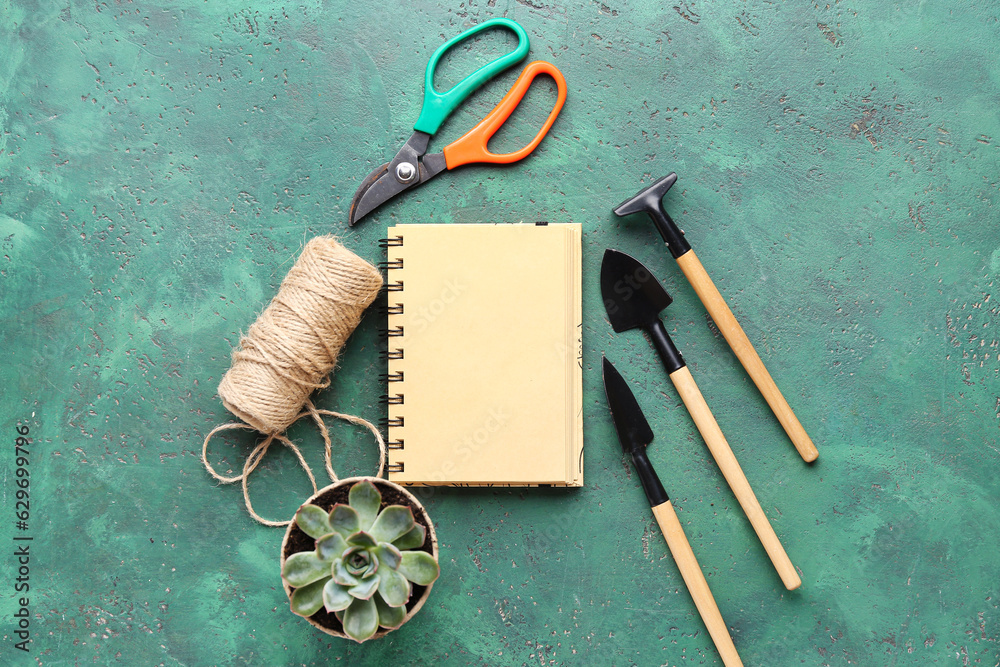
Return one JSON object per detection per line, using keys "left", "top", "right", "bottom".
{"left": 2, "top": 1, "right": 998, "bottom": 665}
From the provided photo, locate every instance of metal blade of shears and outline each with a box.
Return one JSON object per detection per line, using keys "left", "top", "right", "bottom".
{"left": 347, "top": 162, "right": 388, "bottom": 224}
{"left": 348, "top": 131, "right": 447, "bottom": 226}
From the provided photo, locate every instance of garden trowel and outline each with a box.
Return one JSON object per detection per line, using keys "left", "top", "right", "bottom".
{"left": 603, "top": 356, "right": 743, "bottom": 667}
{"left": 601, "top": 248, "right": 801, "bottom": 591}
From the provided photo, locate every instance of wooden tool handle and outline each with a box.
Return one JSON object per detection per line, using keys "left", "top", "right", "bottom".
{"left": 675, "top": 250, "right": 819, "bottom": 463}
{"left": 669, "top": 366, "right": 802, "bottom": 591}
{"left": 652, "top": 500, "right": 744, "bottom": 667}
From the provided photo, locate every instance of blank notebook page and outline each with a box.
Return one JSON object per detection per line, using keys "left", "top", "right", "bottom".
{"left": 385, "top": 223, "right": 582, "bottom": 486}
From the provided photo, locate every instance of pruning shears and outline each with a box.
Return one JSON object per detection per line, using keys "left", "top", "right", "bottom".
{"left": 348, "top": 18, "right": 567, "bottom": 226}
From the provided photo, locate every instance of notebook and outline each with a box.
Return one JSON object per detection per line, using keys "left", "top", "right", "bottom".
{"left": 382, "top": 223, "right": 583, "bottom": 486}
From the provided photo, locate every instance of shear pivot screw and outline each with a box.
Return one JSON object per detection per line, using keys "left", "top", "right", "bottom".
{"left": 395, "top": 162, "right": 417, "bottom": 183}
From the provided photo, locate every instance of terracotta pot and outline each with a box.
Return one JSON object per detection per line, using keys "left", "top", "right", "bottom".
{"left": 279, "top": 476, "right": 439, "bottom": 640}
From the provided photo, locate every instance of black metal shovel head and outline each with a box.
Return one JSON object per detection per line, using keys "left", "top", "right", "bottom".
{"left": 602, "top": 357, "right": 654, "bottom": 454}
{"left": 600, "top": 249, "right": 673, "bottom": 333}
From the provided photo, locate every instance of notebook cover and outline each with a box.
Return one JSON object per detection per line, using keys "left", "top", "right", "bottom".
{"left": 385, "top": 223, "right": 583, "bottom": 486}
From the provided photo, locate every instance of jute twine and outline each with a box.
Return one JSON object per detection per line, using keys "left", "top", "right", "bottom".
{"left": 202, "top": 236, "right": 385, "bottom": 526}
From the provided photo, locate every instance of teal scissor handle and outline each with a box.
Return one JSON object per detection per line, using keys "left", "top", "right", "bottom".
{"left": 413, "top": 18, "right": 530, "bottom": 136}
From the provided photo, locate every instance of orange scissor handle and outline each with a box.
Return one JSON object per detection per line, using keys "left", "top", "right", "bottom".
{"left": 442, "top": 61, "right": 567, "bottom": 170}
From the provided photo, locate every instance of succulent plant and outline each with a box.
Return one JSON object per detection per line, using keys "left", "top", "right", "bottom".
{"left": 281, "top": 479, "right": 440, "bottom": 642}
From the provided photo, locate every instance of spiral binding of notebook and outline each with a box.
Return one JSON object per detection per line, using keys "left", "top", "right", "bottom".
{"left": 377, "top": 234, "right": 405, "bottom": 474}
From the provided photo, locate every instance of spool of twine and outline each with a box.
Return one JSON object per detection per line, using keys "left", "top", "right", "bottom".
{"left": 202, "top": 236, "right": 386, "bottom": 526}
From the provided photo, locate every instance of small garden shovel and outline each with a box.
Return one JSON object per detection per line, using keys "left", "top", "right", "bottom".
{"left": 601, "top": 248, "right": 801, "bottom": 591}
